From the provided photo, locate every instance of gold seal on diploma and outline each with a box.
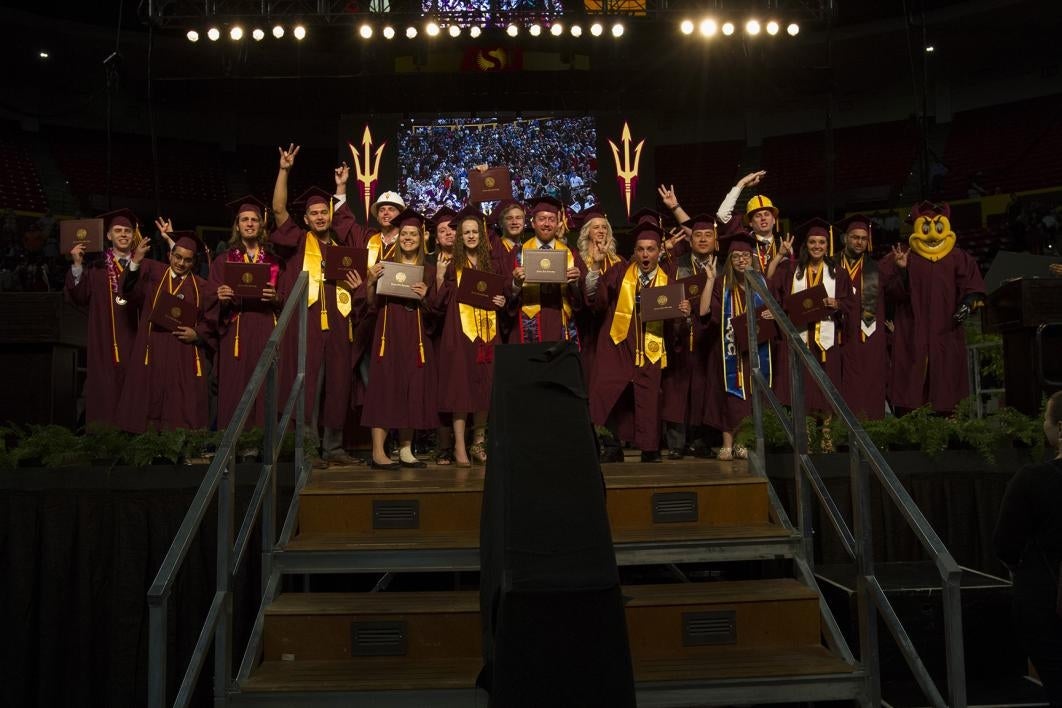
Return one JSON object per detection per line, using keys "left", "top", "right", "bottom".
{"left": 342, "top": 256, "right": 353, "bottom": 267}
{"left": 484, "top": 176, "right": 496, "bottom": 188}
{"left": 689, "top": 284, "right": 700, "bottom": 296}
{"left": 395, "top": 271, "right": 407, "bottom": 284}
{"left": 539, "top": 258, "right": 552, "bottom": 269}
{"left": 476, "top": 280, "right": 487, "bottom": 293}
{"left": 656, "top": 294, "right": 669, "bottom": 306}
{"left": 241, "top": 272, "right": 254, "bottom": 284}
{"left": 170, "top": 306, "right": 182, "bottom": 318}
{"left": 75, "top": 228, "right": 88, "bottom": 242}
{"left": 802, "top": 297, "right": 814, "bottom": 310}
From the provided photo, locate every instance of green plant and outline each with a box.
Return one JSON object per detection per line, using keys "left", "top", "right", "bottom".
{"left": 119, "top": 429, "right": 187, "bottom": 466}
{"left": 0, "top": 424, "right": 20, "bottom": 470}
{"left": 80, "top": 423, "right": 131, "bottom": 464}
{"left": 15, "top": 424, "right": 89, "bottom": 467}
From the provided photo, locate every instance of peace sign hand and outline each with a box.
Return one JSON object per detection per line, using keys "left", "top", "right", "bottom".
{"left": 278, "top": 143, "right": 300, "bottom": 170}
{"left": 657, "top": 184, "right": 679, "bottom": 210}
{"left": 891, "top": 244, "right": 910, "bottom": 269}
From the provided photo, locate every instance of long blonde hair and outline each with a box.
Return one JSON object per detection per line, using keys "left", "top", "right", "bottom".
{"left": 576, "top": 216, "right": 617, "bottom": 265}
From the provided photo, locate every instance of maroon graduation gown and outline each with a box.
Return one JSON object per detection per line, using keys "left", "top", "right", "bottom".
{"left": 64, "top": 253, "right": 144, "bottom": 427}
{"left": 704, "top": 277, "right": 754, "bottom": 433}
{"left": 115, "top": 266, "right": 214, "bottom": 433}
{"left": 431, "top": 262, "right": 503, "bottom": 414}
{"left": 507, "top": 242, "right": 587, "bottom": 345}
{"left": 838, "top": 254, "right": 888, "bottom": 419}
{"left": 360, "top": 265, "right": 440, "bottom": 430}
{"left": 883, "top": 247, "right": 985, "bottom": 414}
{"left": 207, "top": 249, "right": 283, "bottom": 428}
{"left": 588, "top": 264, "right": 668, "bottom": 453}
{"left": 271, "top": 217, "right": 360, "bottom": 430}
{"left": 770, "top": 260, "right": 854, "bottom": 414}
{"left": 660, "top": 255, "right": 716, "bottom": 428}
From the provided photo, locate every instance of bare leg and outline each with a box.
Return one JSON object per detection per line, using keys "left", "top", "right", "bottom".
{"left": 371, "top": 427, "right": 391, "bottom": 466}
{"left": 453, "top": 413, "right": 469, "bottom": 465}
{"left": 398, "top": 428, "right": 417, "bottom": 463}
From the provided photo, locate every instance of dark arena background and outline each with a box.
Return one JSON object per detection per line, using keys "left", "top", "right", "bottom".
{"left": 2, "top": 1, "right": 1062, "bottom": 707}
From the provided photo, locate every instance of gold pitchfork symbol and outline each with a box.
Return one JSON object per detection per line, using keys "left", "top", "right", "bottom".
{"left": 349, "top": 125, "right": 387, "bottom": 222}
{"left": 608, "top": 122, "right": 645, "bottom": 220}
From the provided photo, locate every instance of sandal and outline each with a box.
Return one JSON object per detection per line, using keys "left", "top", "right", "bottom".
{"left": 716, "top": 447, "right": 734, "bottom": 461}
{"left": 733, "top": 445, "right": 749, "bottom": 459}
{"left": 434, "top": 448, "right": 454, "bottom": 466}
{"left": 469, "top": 441, "right": 487, "bottom": 465}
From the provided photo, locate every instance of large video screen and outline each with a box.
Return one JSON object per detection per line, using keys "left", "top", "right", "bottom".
{"left": 396, "top": 116, "right": 598, "bottom": 217}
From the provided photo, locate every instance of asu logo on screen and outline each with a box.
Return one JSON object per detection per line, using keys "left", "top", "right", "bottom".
{"left": 462, "top": 47, "right": 523, "bottom": 72}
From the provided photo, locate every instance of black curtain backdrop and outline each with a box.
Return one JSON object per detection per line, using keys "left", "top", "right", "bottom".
{"left": 1, "top": 464, "right": 294, "bottom": 708}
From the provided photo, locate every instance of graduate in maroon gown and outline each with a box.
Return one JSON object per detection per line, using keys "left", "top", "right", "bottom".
{"left": 705, "top": 233, "right": 770, "bottom": 460}
{"left": 660, "top": 214, "right": 719, "bottom": 458}
{"left": 422, "top": 206, "right": 459, "bottom": 464}
{"left": 116, "top": 233, "right": 215, "bottom": 433}
{"left": 362, "top": 209, "right": 439, "bottom": 469}
{"left": 207, "top": 195, "right": 283, "bottom": 429}
{"left": 882, "top": 201, "right": 986, "bottom": 414}
{"left": 770, "top": 219, "right": 855, "bottom": 419}
{"left": 509, "top": 196, "right": 587, "bottom": 344}
{"left": 270, "top": 145, "right": 364, "bottom": 466}
{"left": 574, "top": 203, "right": 622, "bottom": 378}
{"left": 587, "top": 222, "right": 694, "bottom": 462}
{"left": 65, "top": 208, "right": 147, "bottom": 427}
{"left": 432, "top": 207, "right": 507, "bottom": 467}
{"left": 835, "top": 214, "right": 888, "bottom": 419}
{"left": 489, "top": 199, "right": 525, "bottom": 343}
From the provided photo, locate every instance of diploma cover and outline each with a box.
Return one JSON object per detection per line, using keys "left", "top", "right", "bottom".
{"left": 376, "top": 262, "right": 426, "bottom": 300}
{"left": 640, "top": 283, "right": 685, "bottom": 321}
{"left": 523, "top": 248, "right": 567, "bottom": 284}
{"left": 469, "top": 166, "right": 513, "bottom": 203}
{"left": 149, "top": 290, "right": 197, "bottom": 331}
{"left": 457, "top": 269, "right": 506, "bottom": 309}
{"left": 60, "top": 219, "right": 105, "bottom": 253}
{"left": 223, "top": 262, "right": 272, "bottom": 298}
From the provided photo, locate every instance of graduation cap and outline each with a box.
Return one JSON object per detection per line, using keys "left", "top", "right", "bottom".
{"left": 836, "top": 213, "right": 873, "bottom": 250}
{"left": 688, "top": 213, "right": 718, "bottom": 232}
{"left": 526, "top": 196, "right": 563, "bottom": 217}
{"left": 225, "top": 194, "right": 267, "bottom": 219}
{"left": 429, "top": 206, "right": 458, "bottom": 231}
{"left": 449, "top": 205, "right": 486, "bottom": 230}
{"left": 719, "top": 231, "right": 757, "bottom": 256}
{"left": 292, "top": 186, "right": 333, "bottom": 211}
{"left": 99, "top": 208, "right": 139, "bottom": 232}
{"left": 494, "top": 199, "right": 525, "bottom": 217}
{"left": 392, "top": 208, "right": 427, "bottom": 230}
{"left": 629, "top": 207, "right": 662, "bottom": 228}
{"left": 171, "top": 230, "right": 207, "bottom": 258}
{"left": 631, "top": 221, "right": 664, "bottom": 245}
{"left": 580, "top": 202, "right": 608, "bottom": 223}
{"left": 795, "top": 217, "right": 835, "bottom": 256}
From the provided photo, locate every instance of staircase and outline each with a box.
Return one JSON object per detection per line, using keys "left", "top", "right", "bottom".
{"left": 145, "top": 269, "right": 966, "bottom": 708}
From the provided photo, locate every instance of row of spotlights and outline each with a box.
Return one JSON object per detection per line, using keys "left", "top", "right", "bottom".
{"left": 186, "top": 21, "right": 623, "bottom": 42}
{"left": 679, "top": 18, "right": 799, "bottom": 37}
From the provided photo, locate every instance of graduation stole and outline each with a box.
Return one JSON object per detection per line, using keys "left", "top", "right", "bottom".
{"left": 456, "top": 261, "right": 498, "bottom": 346}
{"left": 609, "top": 264, "right": 667, "bottom": 367}
{"left": 791, "top": 262, "right": 836, "bottom": 361}
{"left": 721, "top": 276, "right": 771, "bottom": 399}
{"left": 104, "top": 249, "right": 128, "bottom": 365}
{"left": 754, "top": 237, "right": 776, "bottom": 273}
{"left": 227, "top": 246, "right": 279, "bottom": 360}
{"left": 518, "top": 237, "right": 575, "bottom": 323}
{"left": 367, "top": 231, "right": 397, "bottom": 267}
{"left": 145, "top": 271, "right": 202, "bottom": 377}
{"left": 303, "top": 234, "right": 352, "bottom": 333}
{"left": 841, "top": 253, "right": 878, "bottom": 341}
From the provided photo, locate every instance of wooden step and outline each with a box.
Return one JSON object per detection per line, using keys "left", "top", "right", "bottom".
{"left": 297, "top": 460, "right": 766, "bottom": 537}
{"left": 261, "top": 579, "right": 819, "bottom": 664}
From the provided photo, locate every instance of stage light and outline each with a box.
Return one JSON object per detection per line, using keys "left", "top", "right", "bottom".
{"left": 39, "top": 51, "right": 49, "bottom": 58}
{"left": 721, "top": 22, "right": 735, "bottom": 36}
{"left": 426, "top": 21, "right": 440, "bottom": 37}
{"left": 207, "top": 27, "right": 221, "bottom": 41}
{"left": 449, "top": 25, "right": 461, "bottom": 37}
{"left": 925, "top": 45, "right": 935, "bottom": 52}
{"left": 252, "top": 28, "right": 265, "bottom": 41}
{"left": 745, "top": 20, "right": 760, "bottom": 36}
{"left": 506, "top": 24, "right": 519, "bottom": 37}
{"left": 272, "top": 25, "right": 285, "bottom": 39}
{"left": 359, "top": 24, "right": 373, "bottom": 39}
{"left": 787, "top": 22, "right": 800, "bottom": 36}
{"left": 550, "top": 23, "right": 563, "bottom": 36}
{"left": 529, "top": 24, "right": 541, "bottom": 36}
{"left": 469, "top": 25, "right": 481, "bottom": 38}
{"left": 383, "top": 26, "right": 395, "bottom": 39}
{"left": 186, "top": 30, "right": 199, "bottom": 42}
{"left": 229, "top": 26, "right": 243, "bottom": 40}
{"left": 611, "top": 23, "right": 624, "bottom": 38}
{"left": 766, "top": 20, "right": 779, "bottom": 35}
{"left": 590, "top": 22, "right": 603, "bottom": 37}
{"left": 699, "top": 18, "right": 717, "bottom": 36}
{"left": 680, "top": 20, "right": 694, "bottom": 35}
{"left": 570, "top": 24, "right": 582, "bottom": 37}
{"left": 406, "top": 26, "right": 418, "bottom": 38}
{"left": 293, "top": 25, "right": 306, "bottom": 40}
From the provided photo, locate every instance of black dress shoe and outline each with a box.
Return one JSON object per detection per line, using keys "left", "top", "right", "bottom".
{"left": 640, "top": 450, "right": 662, "bottom": 463}
{"left": 370, "top": 459, "right": 400, "bottom": 470}
{"left": 667, "top": 450, "right": 685, "bottom": 460}
{"left": 400, "top": 459, "right": 427, "bottom": 469}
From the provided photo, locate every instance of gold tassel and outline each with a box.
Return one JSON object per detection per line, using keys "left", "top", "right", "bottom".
{"left": 233, "top": 314, "right": 241, "bottom": 359}
{"left": 417, "top": 310, "right": 425, "bottom": 365}
{"left": 321, "top": 309, "right": 329, "bottom": 331}
{"left": 195, "top": 348, "right": 202, "bottom": 377}
{"left": 378, "top": 306, "right": 388, "bottom": 357}
{"left": 144, "top": 344, "right": 151, "bottom": 365}
{"left": 348, "top": 317, "right": 353, "bottom": 343}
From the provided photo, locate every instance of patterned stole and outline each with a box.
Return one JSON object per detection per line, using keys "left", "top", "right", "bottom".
{"left": 791, "top": 263, "right": 836, "bottom": 359}
{"left": 721, "top": 277, "right": 771, "bottom": 399}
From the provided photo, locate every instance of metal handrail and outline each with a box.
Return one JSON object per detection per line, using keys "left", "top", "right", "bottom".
{"left": 147, "top": 271, "right": 309, "bottom": 708}
{"left": 741, "top": 269, "right": 966, "bottom": 708}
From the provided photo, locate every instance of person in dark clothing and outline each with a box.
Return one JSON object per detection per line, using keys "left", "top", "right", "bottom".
{"left": 995, "top": 391, "right": 1062, "bottom": 705}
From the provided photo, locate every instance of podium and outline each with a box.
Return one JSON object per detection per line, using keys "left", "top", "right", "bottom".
{"left": 983, "top": 278, "right": 1062, "bottom": 414}
{"left": 0, "top": 293, "right": 86, "bottom": 426}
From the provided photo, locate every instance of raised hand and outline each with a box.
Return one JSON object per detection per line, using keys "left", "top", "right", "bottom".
{"left": 335, "top": 161, "right": 349, "bottom": 188}
{"left": 779, "top": 233, "right": 795, "bottom": 257}
{"left": 657, "top": 184, "right": 679, "bottom": 210}
{"left": 737, "top": 170, "right": 767, "bottom": 189}
{"left": 70, "top": 242, "right": 86, "bottom": 266}
{"left": 664, "top": 227, "right": 688, "bottom": 253}
{"left": 132, "top": 237, "right": 152, "bottom": 264}
{"left": 278, "top": 143, "right": 300, "bottom": 170}
{"left": 154, "top": 217, "right": 174, "bottom": 236}
{"left": 891, "top": 244, "right": 909, "bottom": 269}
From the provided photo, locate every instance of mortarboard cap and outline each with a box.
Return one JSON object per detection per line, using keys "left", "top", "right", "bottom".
{"left": 527, "top": 196, "right": 564, "bottom": 216}
{"left": 392, "top": 208, "right": 427, "bottom": 230}
{"left": 292, "top": 186, "right": 333, "bottom": 211}
{"left": 171, "top": 230, "right": 205, "bottom": 256}
{"left": 837, "top": 213, "right": 873, "bottom": 249}
{"left": 688, "top": 214, "right": 718, "bottom": 232}
{"left": 225, "top": 194, "right": 267, "bottom": 219}
{"left": 631, "top": 221, "right": 664, "bottom": 245}
{"left": 629, "top": 207, "right": 662, "bottom": 228}
{"left": 719, "top": 232, "right": 757, "bottom": 256}
{"left": 429, "top": 206, "right": 458, "bottom": 231}
{"left": 99, "top": 208, "right": 139, "bottom": 232}
{"left": 795, "top": 217, "right": 835, "bottom": 256}
{"left": 449, "top": 205, "right": 485, "bottom": 229}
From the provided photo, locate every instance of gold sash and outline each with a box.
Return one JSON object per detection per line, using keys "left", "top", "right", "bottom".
{"left": 367, "top": 231, "right": 396, "bottom": 267}
{"left": 520, "top": 237, "right": 575, "bottom": 322}
{"left": 608, "top": 264, "right": 667, "bottom": 367}
{"left": 303, "top": 234, "right": 351, "bottom": 330}
{"left": 456, "top": 264, "right": 497, "bottom": 343}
